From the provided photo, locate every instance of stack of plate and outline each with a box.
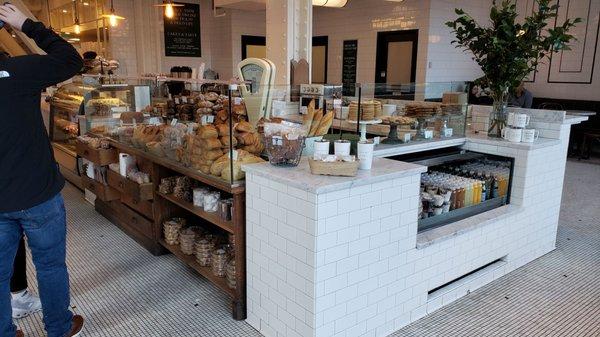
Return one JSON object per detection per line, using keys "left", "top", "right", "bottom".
{"left": 348, "top": 100, "right": 381, "bottom": 121}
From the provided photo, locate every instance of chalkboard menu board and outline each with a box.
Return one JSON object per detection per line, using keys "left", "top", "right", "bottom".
{"left": 342, "top": 40, "right": 358, "bottom": 96}
{"left": 164, "top": 2, "right": 201, "bottom": 57}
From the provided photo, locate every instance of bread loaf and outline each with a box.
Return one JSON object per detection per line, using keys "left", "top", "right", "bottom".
{"left": 308, "top": 110, "right": 323, "bottom": 136}
{"left": 303, "top": 100, "right": 316, "bottom": 133}
{"left": 197, "top": 125, "right": 218, "bottom": 139}
{"left": 315, "top": 111, "right": 334, "bottom": 136}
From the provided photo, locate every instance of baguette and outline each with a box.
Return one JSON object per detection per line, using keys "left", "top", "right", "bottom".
{"left": 303, "top": 100, "right": 316, "bottom": 133}
{"left": 308, "top": 109, "right": 324, "bottom": 136}
{"left": 315, "top": 111, "right": 334, "bottom": 136}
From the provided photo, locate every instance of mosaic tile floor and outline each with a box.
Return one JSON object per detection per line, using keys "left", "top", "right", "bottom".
{"left": 16, "top": 159, "right": 600, "bottom": 337}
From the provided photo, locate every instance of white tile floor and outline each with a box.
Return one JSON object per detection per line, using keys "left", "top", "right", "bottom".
{"left": 16, "top": 160, "right": 600, "bottom": 337}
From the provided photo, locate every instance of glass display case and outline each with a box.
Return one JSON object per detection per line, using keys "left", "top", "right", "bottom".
{"left": 83, "top": 77, "right": 264, "bottom": 187}
{"left": 49, "top": 81, "right": 89, "bottom": 151}
{"left": 392, "top": 148, "right": 514, "bottom": 232}
{"left": 83, "top": 78, "right": 152, "bottom": 134}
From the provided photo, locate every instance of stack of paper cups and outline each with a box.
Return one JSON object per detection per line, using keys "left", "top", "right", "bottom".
{"left": 314, "top": 140, "right": 330, "bottom": 156}
{"left": 119, "top": 153, "right": 136, "bottom": 177}
{"left": 357, "top": 141, "right": 375, "bottom": 170}
{"left": 334, "top": 140, "right": 351, "bottom": 156}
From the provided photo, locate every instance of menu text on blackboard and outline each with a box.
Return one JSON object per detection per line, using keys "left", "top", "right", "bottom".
{"left": 164, "top": 2, "right": 201, "bottom": 57}
{"left": 342, "top": 40, "right": 358, "bottom": 96}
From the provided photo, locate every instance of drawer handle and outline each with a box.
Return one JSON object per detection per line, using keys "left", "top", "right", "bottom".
{"left": 118, "top": 182, "right": 125, "bottom": 189}
{"left": 131, "top": 217, "right": 138, "bottom": 224}
{"left": 132, "top": 198, "right": 139, "bottom": 205}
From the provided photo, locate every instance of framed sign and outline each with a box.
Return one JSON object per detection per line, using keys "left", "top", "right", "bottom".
{"left": 342, "top": 40, "right": 358, "bottom": 96}
{"left": 164, "top": 2, "right": 201, "bottom": 57}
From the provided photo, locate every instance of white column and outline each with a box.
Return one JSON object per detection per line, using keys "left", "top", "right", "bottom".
{"left": 266, "top": 0, "right": 313, "bottom": 86}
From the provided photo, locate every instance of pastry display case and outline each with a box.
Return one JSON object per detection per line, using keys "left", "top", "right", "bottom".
{"left": 49, "top": 81, "right": 88, "bottom": 150}
{"left": 49, "top": 80, "right": 91, "bottom": 188}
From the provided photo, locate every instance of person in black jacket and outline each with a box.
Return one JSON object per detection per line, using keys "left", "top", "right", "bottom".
{"left": 0, "top": 4, "right": 84, "bottom": 337}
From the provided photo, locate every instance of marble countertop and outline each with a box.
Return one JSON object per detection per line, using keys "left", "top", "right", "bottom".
{"left": 416, "top": 205, "right": 525, "bottom": 249}
{"left": 564, "top": 115, "right": 590, "bottom": 124}
{"left": 242, "top": 157, "right": 426, "bottom": 194}
{"left": 466, "top": 132, "right": 560, "bottom": 150}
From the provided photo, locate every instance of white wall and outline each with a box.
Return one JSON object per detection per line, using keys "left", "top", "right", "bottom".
{"left": 425, "top": 0, "right": 600, "bottom": 102}
{"left": 313, "top": 0, "right": 431, "bottom": 87}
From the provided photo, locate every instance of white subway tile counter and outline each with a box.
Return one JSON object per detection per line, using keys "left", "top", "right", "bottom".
{"left": 243, "top": 115, "right": 584, "bottom": 337}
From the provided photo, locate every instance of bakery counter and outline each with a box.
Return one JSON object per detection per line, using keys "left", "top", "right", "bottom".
{"left": 243, "top": 113, "right": 585, "bottom": 337}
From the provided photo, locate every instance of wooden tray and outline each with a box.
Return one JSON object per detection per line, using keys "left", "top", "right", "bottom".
{"left": 76, "top": 141, "right": 118, "bottom": 166}
{"left": 308, "top": 158, "right": 359, "bottom": 177}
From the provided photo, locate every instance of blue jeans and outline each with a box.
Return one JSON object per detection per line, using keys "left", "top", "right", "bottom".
{"left": 0, "top": 194, "right": 72, "bottom": 337}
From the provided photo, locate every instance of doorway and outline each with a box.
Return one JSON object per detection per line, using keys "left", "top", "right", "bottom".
{"left": 374, "top": 30, "right": 418, "bottom": 97}
{"left": 312, "top": 36, "right": 328, "bottom": 84}
{"left": 241, "top": 35, "right": 266, "bottom": 60}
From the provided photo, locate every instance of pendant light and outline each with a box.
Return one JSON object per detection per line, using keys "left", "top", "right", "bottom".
{"left": 101, "top": 0, "right": 125, "bottom": 27}
{"left": 312, "top": 0, "right": 348, "bottom": 7}
{"left": 73, "top": 0, "right": 81, "bottom": 34}
{"left": 154, "top": 1, "right": 184, "bottom": 19}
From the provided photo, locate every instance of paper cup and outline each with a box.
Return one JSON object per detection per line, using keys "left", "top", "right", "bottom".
{"left": 334, "top": 140, "right": 351, "bottom": 156}
{"left": 357, "top": 141, "right": 375, "bottom": 170}
{"left": 382, "top": 104, "right": 396, "bottom": 116}
{"left": 314, "top": 140, "right": 331, "bottom": 156}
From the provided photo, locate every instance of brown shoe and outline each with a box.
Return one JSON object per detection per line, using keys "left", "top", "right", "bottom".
{"left": 16, "top": 330, "right": 24, "bottom": 337}
{"left": 69, "top": 315, "right": 84, "bottom": 337}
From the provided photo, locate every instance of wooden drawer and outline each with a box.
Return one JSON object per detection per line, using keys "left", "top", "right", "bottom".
{"left": 76, "top": 141, "right": 118, "bottom": 166}
{"left": 81, "top": 175, "right": 120, "bottom": 201}
{"left": 107, "top": 169, "right": 154, "bottom": 200}
{"left": 121, "top": 193, "right": 154, "bottom": 220}
{"left": 110, "top": 200, "right": 154, "bottom": 236}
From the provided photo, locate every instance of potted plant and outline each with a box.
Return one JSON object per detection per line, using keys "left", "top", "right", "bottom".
{"left": 446, "top": 0, "right": 580, "bottom": 137}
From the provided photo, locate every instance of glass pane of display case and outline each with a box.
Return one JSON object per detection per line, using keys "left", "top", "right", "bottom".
{"left": 50, "top": 79, "right": 91, "bottom": 151}
{"left": 83, "top": 77, "right": 152, "bottom": 134}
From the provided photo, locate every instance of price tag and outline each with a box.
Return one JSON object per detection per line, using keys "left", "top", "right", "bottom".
{"left": 403, "top": 133, "right": 411, "bottom": 142}
{"left": 174, "top": 97, "right": 180, "bottom": 105}
{"left": 148, "top": 117, "right": 161, "bottom": 125}
{"left": 182, "top": 96, "right": 188, "bottom": 103}
{"left": 228, "top": 150, "right": 239, "bottom": 161}
{"left": 373, "top": 137, "right": 381, "bottom": 145}
{"left": 234, "top": 97, "right": 242, "bottom": 105}
{"left": 444, "top": 128, "right": 454, "bottom": 137}
{"left": 272, "top": 136, "right": 283, "bottom": 146}
{"left": 171, "top": 118, "right": 178, "bottom": 126}
{"left": 424, "top": 130, "right": 434, "bottom": 139}
{"left": 201, "top": 115, "right": 215, "bottom": 125}
{"left": 187, "top": 124, "right": 194, "bottom": 134}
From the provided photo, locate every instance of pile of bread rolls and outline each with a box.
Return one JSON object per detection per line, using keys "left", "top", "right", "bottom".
{"left": 190, "top": 125, "right": 222, "bottom": 174}
{"left": 210, "top": 150, "right": 264, "bottom": 181}
{"left": 303, "top": 100, "right": 334, "bottom": 137}
{"left": 234, "top": 121, "right": 264, "bottom": 155}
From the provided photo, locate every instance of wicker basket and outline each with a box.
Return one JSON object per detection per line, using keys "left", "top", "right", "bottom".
{"left": 308, "top": 158, "right": 359, "bottom": 177}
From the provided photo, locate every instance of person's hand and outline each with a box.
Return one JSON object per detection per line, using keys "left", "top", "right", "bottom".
{"left": 0, "top": 4, "right": 28, "bottom": 31}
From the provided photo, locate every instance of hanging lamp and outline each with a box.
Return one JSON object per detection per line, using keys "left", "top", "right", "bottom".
{"left": 154, "top": 0, "right": 184, "bottom": 19}
{"left": 73, "top": 0, "right": 81, "bottom": 34}
{"left": 101, "top": 0, "right": 126, "bottom": 27}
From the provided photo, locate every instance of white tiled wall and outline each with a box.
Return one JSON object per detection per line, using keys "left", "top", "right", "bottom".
{"left": 247, "top": 129, "right": 572, "bottom": 337}
{"left": 313, "top": 0, "right": 431, "bottom": 86}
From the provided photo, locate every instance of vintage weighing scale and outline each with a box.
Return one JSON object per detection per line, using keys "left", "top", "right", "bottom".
{"left": 237, "top": 58, "right": 276, "bottom": 127}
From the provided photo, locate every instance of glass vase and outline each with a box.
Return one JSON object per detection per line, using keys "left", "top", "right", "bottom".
{"left": 488, "top": 91, "right": 509, "bottom": 138}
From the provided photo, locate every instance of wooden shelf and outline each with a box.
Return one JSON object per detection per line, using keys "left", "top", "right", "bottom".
{"left": 104, "top": 139, "right": 245, "bottom": 195}
{"left": 159, "top": 239, "right": 235, "bottom": 298}
{"left": 157, "top": 192, "right": 234, "bottom": 234}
